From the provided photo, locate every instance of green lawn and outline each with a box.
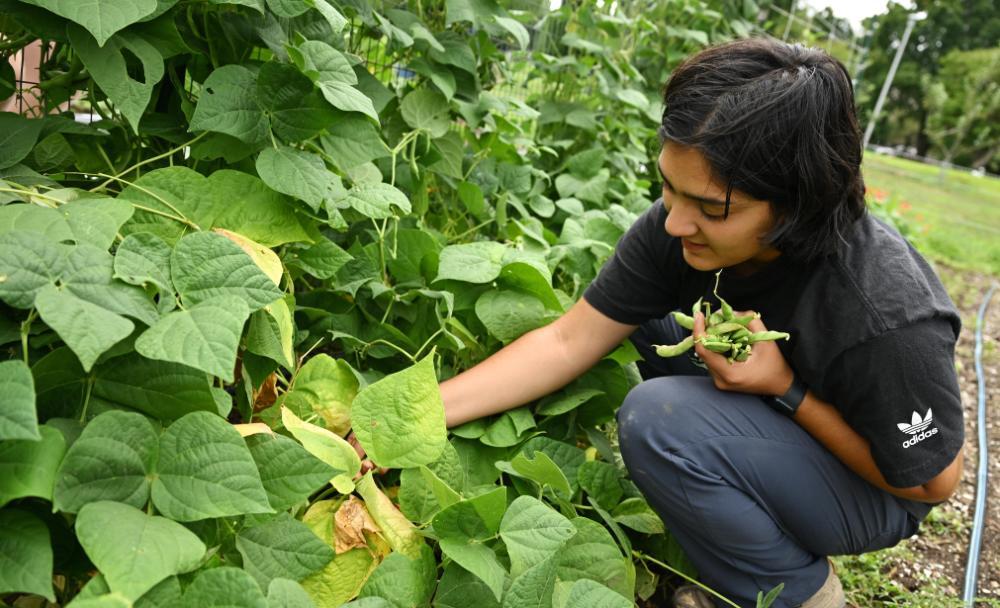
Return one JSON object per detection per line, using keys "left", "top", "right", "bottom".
{"left": 861, "top": 153, "right": 1000, "bottom": 277}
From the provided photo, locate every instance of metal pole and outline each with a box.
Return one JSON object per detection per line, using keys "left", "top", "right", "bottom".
{"left": 781, "top": 0, "right": 796, "bottom": 41}
{"left": 862, "top": 15, "right": 918, "bottom": 149}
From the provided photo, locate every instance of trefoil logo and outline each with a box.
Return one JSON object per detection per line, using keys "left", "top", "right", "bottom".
{"left": 897, "top": 409, "right": 938, "bottom": 449}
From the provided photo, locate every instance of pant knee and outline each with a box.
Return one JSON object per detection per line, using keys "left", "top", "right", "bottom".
{"left": 616, "top": 376, "right": 707, "bottom": 460}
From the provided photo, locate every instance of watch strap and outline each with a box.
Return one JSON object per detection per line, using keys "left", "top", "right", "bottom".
{"left": 765, "top": 373, "right": 807, "bottom": 416}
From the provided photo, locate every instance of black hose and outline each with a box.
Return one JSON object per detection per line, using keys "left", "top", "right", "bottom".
{"left": 963, "top": 282, "right": 997, "bottom": 606}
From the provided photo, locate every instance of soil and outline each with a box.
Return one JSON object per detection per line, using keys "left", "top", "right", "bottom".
{"left": 878, "top": 264, "right": 1000, "bottom": 605}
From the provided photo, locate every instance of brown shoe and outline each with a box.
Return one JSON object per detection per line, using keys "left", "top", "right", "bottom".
{"left": 672, "top": 584, "right": 716, "bottom": 608}
{"left": 799, "top": 558, "right": 845, "bottom": 608}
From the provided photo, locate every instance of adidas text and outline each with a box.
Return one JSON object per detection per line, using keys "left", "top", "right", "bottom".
{"left": 902, "top": 427, "right": 938, "bottom": 449}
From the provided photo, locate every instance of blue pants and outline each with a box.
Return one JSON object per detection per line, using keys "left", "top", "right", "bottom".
{"left": 618, "top": 314, "right": 934, "bottom": 608}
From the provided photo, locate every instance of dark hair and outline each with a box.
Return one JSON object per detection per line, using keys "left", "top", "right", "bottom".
{"left": 659, "top": 36, "right": 866, "bottom": 265}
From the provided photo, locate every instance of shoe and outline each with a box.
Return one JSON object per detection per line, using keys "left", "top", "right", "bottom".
{"left": 672, "top": 584, "right": 716, "bottom": 608}
{"left": 799, "top": 558, "right": 845, "bottom": 608}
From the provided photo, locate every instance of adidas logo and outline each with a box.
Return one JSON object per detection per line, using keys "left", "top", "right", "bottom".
{"left": 897, "top": 409, "right": 938, "bottom": 448}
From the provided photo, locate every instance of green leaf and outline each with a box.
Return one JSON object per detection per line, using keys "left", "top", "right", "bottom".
{"left": 564, "top": 579, "right": 632, "bottom": 608}
{"left": 266, "top": 0, "right": 309, "bottom": 16}
{"left": 180, "top": 567, "right": 267, "bottom": 607}
{"left": 336, "top": 183, "right": 411, "bottom": 220}
{"left": 256, "top": 146, "right": 333, "bottom": 212}
{"left": 435, "top": 242, "right": 506, "bottom": 283}
{"left": 576, "top": 460, "right": 624, "bottom": 511}
{"left": 236, "top": 515, "right": 334, "bottom": 588}
{"left": 281, "top": 406, "right": 359, "bottom": 492}
{"left": 358, "top": 545, "right": 436, "bottom": 608}
{"left": 557, "top": 518, "right": 631, "bottom": 599}
{"left": 480, "top": 407, "right": 535, "bottom": 448}
{"left": 31, "top": 132, "right": 73, "bottom": 172}
{"left": 24, "top": 0, "right": 158, "bottom": 46}
{"left": 247, "top": 297, "right": 296, "bottom": 370}
{"left": 63, "top": 198, "right": 134, "bottom": 250}
{"left": 0, "top": 113, "right": 44, "bottom": 170}
{"left": 510, "top": 451, "right": 571, "bottom": 500}
{"left": 398, "top": 442, "right": 464, "bottom": 523}
{"left": 0, "top": 424, "right": 67, "bottom": 506}
{"left": 0, "top": 231, "right": 67, "bottom": 309}
{"left": 286, "top": 237, "right": 353, "bottom": 280}
{"left": 267, "top": 578, "right": 316, "bottom": 608}
{"left": 76, "top": 501, "right": 205, "bottom": 601}
{"left": 401, "top": 88, "right": 450, "bottom": 137}
{"left": 292, "top": 41, "right": 378, "bottom": 122}
{"left": 190, "top": 65, "right": 267, "bottom": 144}
{"left": 499, "top": 495, "right": 576, "bottom": 577}
{"left": 320, "top": 116, "right": 389, "bottom": 170}
{"left": 312, "top": 0, "right": 347, "bottom": 33}
{"left": 433, "top": 561, "right": 502, "bottom": 608}
{"left": 69, "top": 26, "right": 164, "bottom": 131}
{"left": 433, "top": 487, "right": 508, "bottom": 600}
{"left": 611, "top": 497, "right": 665, "bottom": 534}
{"left": 134, "top": 576, "right": 182, "bottom": 608}
{"left": 351, "top": 355, "right": 446, "bottom": 469}
{"left": 257, "top": 62, "right": 337, "bottom": 142}
{"left": 0, "top": 509, "right": 54, "bottom": 600}
{"left": 355, "top": 472, "right": 425, "bottom": 558}
{"left": 171, "top": 231, "right": 283, "bottom": 310}
{"left": 61, "top": 243, "right": 159, "bottom": 327}
{"left": 35, "top": 284, "right": 134, "bottom": 371}
{"left": 475, "top": 290, "right": 546, "bottom": 343}
{"left": 0, "top": 203, "right": 72, "bottom": 241}
{"left": 536, "top": 388, "right": 604, "bottom": 417}
{"left": 301, "top": 548, "right": 377, "bottom": 607}
{"left": 93, "top": 356, "right": 219, "bottom": 421}
{"left": 53, "top": 410, "right": 158, "bottom": 513}
{"left": 114, "top": 232, "right": 173, "bottom": 293}
{"left": 135, "top": 295, "right": 249, "bottom": 381}
{"left": 151, "top": 411, "right": 272, "bottom": 521}
{"left": 0, "top": 359, "right": 39, "bottom": 441}
{"left": 247, "top": 433, "right": 336, "bottom": 512}
{"left": 278, "top": 354, "right": 357, "bottom": 436}
{"left": 501, "top": 555, "right": 558, "bottom": 608}
{"left": 521, "top": 437, "right": 586, "bottom": 492}
{"left": 207, "top": 170, "right": 313, "bottom": 246}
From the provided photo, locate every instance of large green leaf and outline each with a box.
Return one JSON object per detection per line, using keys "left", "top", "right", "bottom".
{"left": 400, "top": 88, "right": 450, "bottom": 137}
{"left": 475, "top": 290, "right": 547, "bottom": 343}
{"left": 557, "top": 518, "right": 632, "bottom": 599}
{"left": 180, "top": 567, "right": 267, "bottom": 607}
{"left": 247, "top": 296, "right": 296, "bottom": 370}
{"left": 93, "top": 356, "right": 219, "bottom": 421}
{"left": 60, "top": 243, "right": 159, "bottom": 327}
{"left": 62, "top": 198, "right": 134, "bottom": 250}
{"left": 292, "top": 41, "right": 377, "bottom": 121}
{"left": 285, "top": 237, "right": 353, "bottom": 280}
{"left": 0, "top": 510, "right": 54, "bottom": 601}
{"left": 351, "top": 355, "right": 446, "bottom": 469}
{"left": 499, "top": 496, "right": 576, "bottom": 577}
{"left": 256, "top": 146, "right": 334, "bottom": 212}
{"left": 53, "top": 411, "right": 159, "bottom": 513}
{"left": 190, "top": 65, "right": 268, "bottom": 144}
{"left": 207, "top": 170, "right": 313, "bottom": 246}
{"left": 398, "top": 441, "right": 464, "bottom": 523}
{"left": 562, "top": 579, "right": 633, "bottom": 608}
{"left": 0, "top": 203, "right": 72, "bottom": 241}
{"left": 0, "top": 359, "right": 39, "bottom": 441}
{"left": 432, "top": 561, "right": 502, "bottom": 608}
{"left": 611, "top": 498, "right": 665, "bottom": 534}
{"left": 357, "top": 545, "right": 436, "bottom": 608}
{"left": 135, "top": 295, "right": 250, "bottom": 381}
{"left": 433, "top": 487, "right": 508, "bottom": 601}
{"left": 0, "top": 231, "right": 67, "bottom": 309}
{"left": 0, "top": 425, "right": 67, "bottom": 506}
{"left": 246, "top": 433, "right": 336, "bottom": 511}
{"left": 70, "top": 26, "right": 164, "bottom": 131}
{"left": 278, "top": 354, "right": 356, "bottom": 435}
{"left": 576, "top": 460, "right": 625, "bottom": 511}
{"left": 151, "top": 411, "right": 272, "bottom": 521}
{"left": 320, "top": 116, "right": 389, "bottom": 170}
{"left": 0, "top": 113, "right": 44, "bottom": 170}
{"left": 171, "top": 231, "right": 283, "bottom": 310}
{"left": 257, "top": 62, "right": 337, "bottom": 142}
{"left": 75, "top": 501, "right": 205, "bottom": 601}
{"left": 113, "top": 232, "right": 173, "bottom": 293}
{"left": 509, "top": 451, "right": 571, "bottom": 500}
{"left": 267, "top": 578, "right": 316, "bottom": 608}
{"left": 24, "top": 0, "right": 158, "bottom": 46}
{"left": 301, "top": 548, "right": 377, "bottom": 608}
{"left": 236, "top": 515, "right": 334, "bottom": 588}
{"left": 35, "top": 284, "right": 135, "bottom": 372}
{"left": 435, "top": 242, "right": 506, "bottom": 283}
{"left": 501, "top": 555, "right": 558, "bottom": 608}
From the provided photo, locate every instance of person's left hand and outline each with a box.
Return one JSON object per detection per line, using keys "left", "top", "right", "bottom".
{"left": 692, "top": 310, "right": 794, "bottom": 397}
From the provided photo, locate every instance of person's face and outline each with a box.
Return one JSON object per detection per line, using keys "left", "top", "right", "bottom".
{"left": 658, "top": 142, "right": 781, "bottom": 276}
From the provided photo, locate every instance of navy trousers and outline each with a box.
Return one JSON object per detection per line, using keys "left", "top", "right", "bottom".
{"left": 618, "top": 313, "right": 934, "bottom": 608}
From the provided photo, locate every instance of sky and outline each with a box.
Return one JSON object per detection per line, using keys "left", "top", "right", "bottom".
{"left": 799, "top": 0, "right": 913, "bottom": 31}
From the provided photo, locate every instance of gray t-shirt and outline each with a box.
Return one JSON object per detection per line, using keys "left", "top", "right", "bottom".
{"left": 584, "top": 199, "right": 963, "bottom": 491}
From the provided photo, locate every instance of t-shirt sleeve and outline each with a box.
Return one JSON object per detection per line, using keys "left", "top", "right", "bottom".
{"left": 824, "top": 317, "right": 964, "bottom": 488}
{"left": 582, "top": 200, "right": 680, "bottom": 325}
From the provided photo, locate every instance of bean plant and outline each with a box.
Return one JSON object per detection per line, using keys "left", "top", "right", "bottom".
{"left": 0, "top": 1, "right": 787, "bottom": 607}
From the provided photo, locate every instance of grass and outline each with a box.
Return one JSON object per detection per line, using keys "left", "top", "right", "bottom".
{"left": 861, "top": 153, "right": 1000, "bottom": 277}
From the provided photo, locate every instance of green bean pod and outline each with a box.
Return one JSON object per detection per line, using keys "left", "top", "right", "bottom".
{"left": 731, "top": 312, "right": 759, "bottom": 326}
{"left": 734, "top": 347, "right": 751, "bottom": 362}
{"left": 707, "top": 322, "right": 745, "bottom": 336}
{"left": 709, "top": 311, "right": 725, "bottom": 326}
{"left": 691, "top": 297, "right": 703, "bottom": 318}
{"left": 672, "top": 311, "right": 695, "bottom": 330}
{"left": 747, "top": 331, "right": 791, "bottom": 344}
{"left": 700, "top": 340, "right": 732, "bottom": 353}
{"left": 730, "top": 327, "right": 752, "bottom": 341}
{"left": 721, "top": 298, "right": 734, "bottom": 321}
{"left": 654, "top": 336, "right": 694, "bottom": 357}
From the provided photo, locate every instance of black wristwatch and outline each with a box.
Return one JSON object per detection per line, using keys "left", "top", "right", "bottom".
{"left": 764, "top": 372, "right": 808, "bottom": 417}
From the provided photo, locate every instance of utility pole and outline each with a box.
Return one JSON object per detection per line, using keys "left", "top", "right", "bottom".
{"left": 862, "top": 11, "right": 926, "bottom": 149}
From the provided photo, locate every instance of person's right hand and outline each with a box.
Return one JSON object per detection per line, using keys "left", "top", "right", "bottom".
{"left": 346, "top": 430, "right": 388, "bottom": 479}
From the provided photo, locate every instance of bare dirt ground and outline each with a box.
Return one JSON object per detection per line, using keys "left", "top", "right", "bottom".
{"left": 853, "top": 263, "right": 1000, "bottom": 607}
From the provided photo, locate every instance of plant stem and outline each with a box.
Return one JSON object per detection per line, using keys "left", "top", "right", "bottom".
{"left": 79, "top": 375, "right": 96, "bottom": 423}
{"left": 92, "top": 132, "right": 209, "bottom": 192}
{"left": 632, "top": 550, "right": 741, "bottom": 608}
{"left": 20, "top": 309, "right": 37, "bottom": 365}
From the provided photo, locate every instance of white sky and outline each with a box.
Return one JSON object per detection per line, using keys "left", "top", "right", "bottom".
{"left": 800, "top": 0, "right": 914, "bottom": 31}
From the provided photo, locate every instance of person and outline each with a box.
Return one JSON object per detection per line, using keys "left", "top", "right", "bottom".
{"left": 358, "top": 37, "right": 966, "bottom": 608}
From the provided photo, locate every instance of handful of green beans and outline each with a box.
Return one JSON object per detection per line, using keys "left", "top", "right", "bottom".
{"left": 653, "top": 270, "right": 789, "bottom": 364}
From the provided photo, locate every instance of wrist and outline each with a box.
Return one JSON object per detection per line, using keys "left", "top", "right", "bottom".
{"left": 764, "top": 370, "right": 808, "bottom": 417}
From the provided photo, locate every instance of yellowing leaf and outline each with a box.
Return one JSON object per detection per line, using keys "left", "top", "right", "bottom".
{"left": 355, "top": 473, "right": 424, "bottom": 559}
{"left": 214, "top": 228, "right": 283, "bottom": 286}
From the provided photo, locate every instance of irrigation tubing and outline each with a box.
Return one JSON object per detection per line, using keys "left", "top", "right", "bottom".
{"left": 963, "top": 282, "right": 997, "bottom": 606}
